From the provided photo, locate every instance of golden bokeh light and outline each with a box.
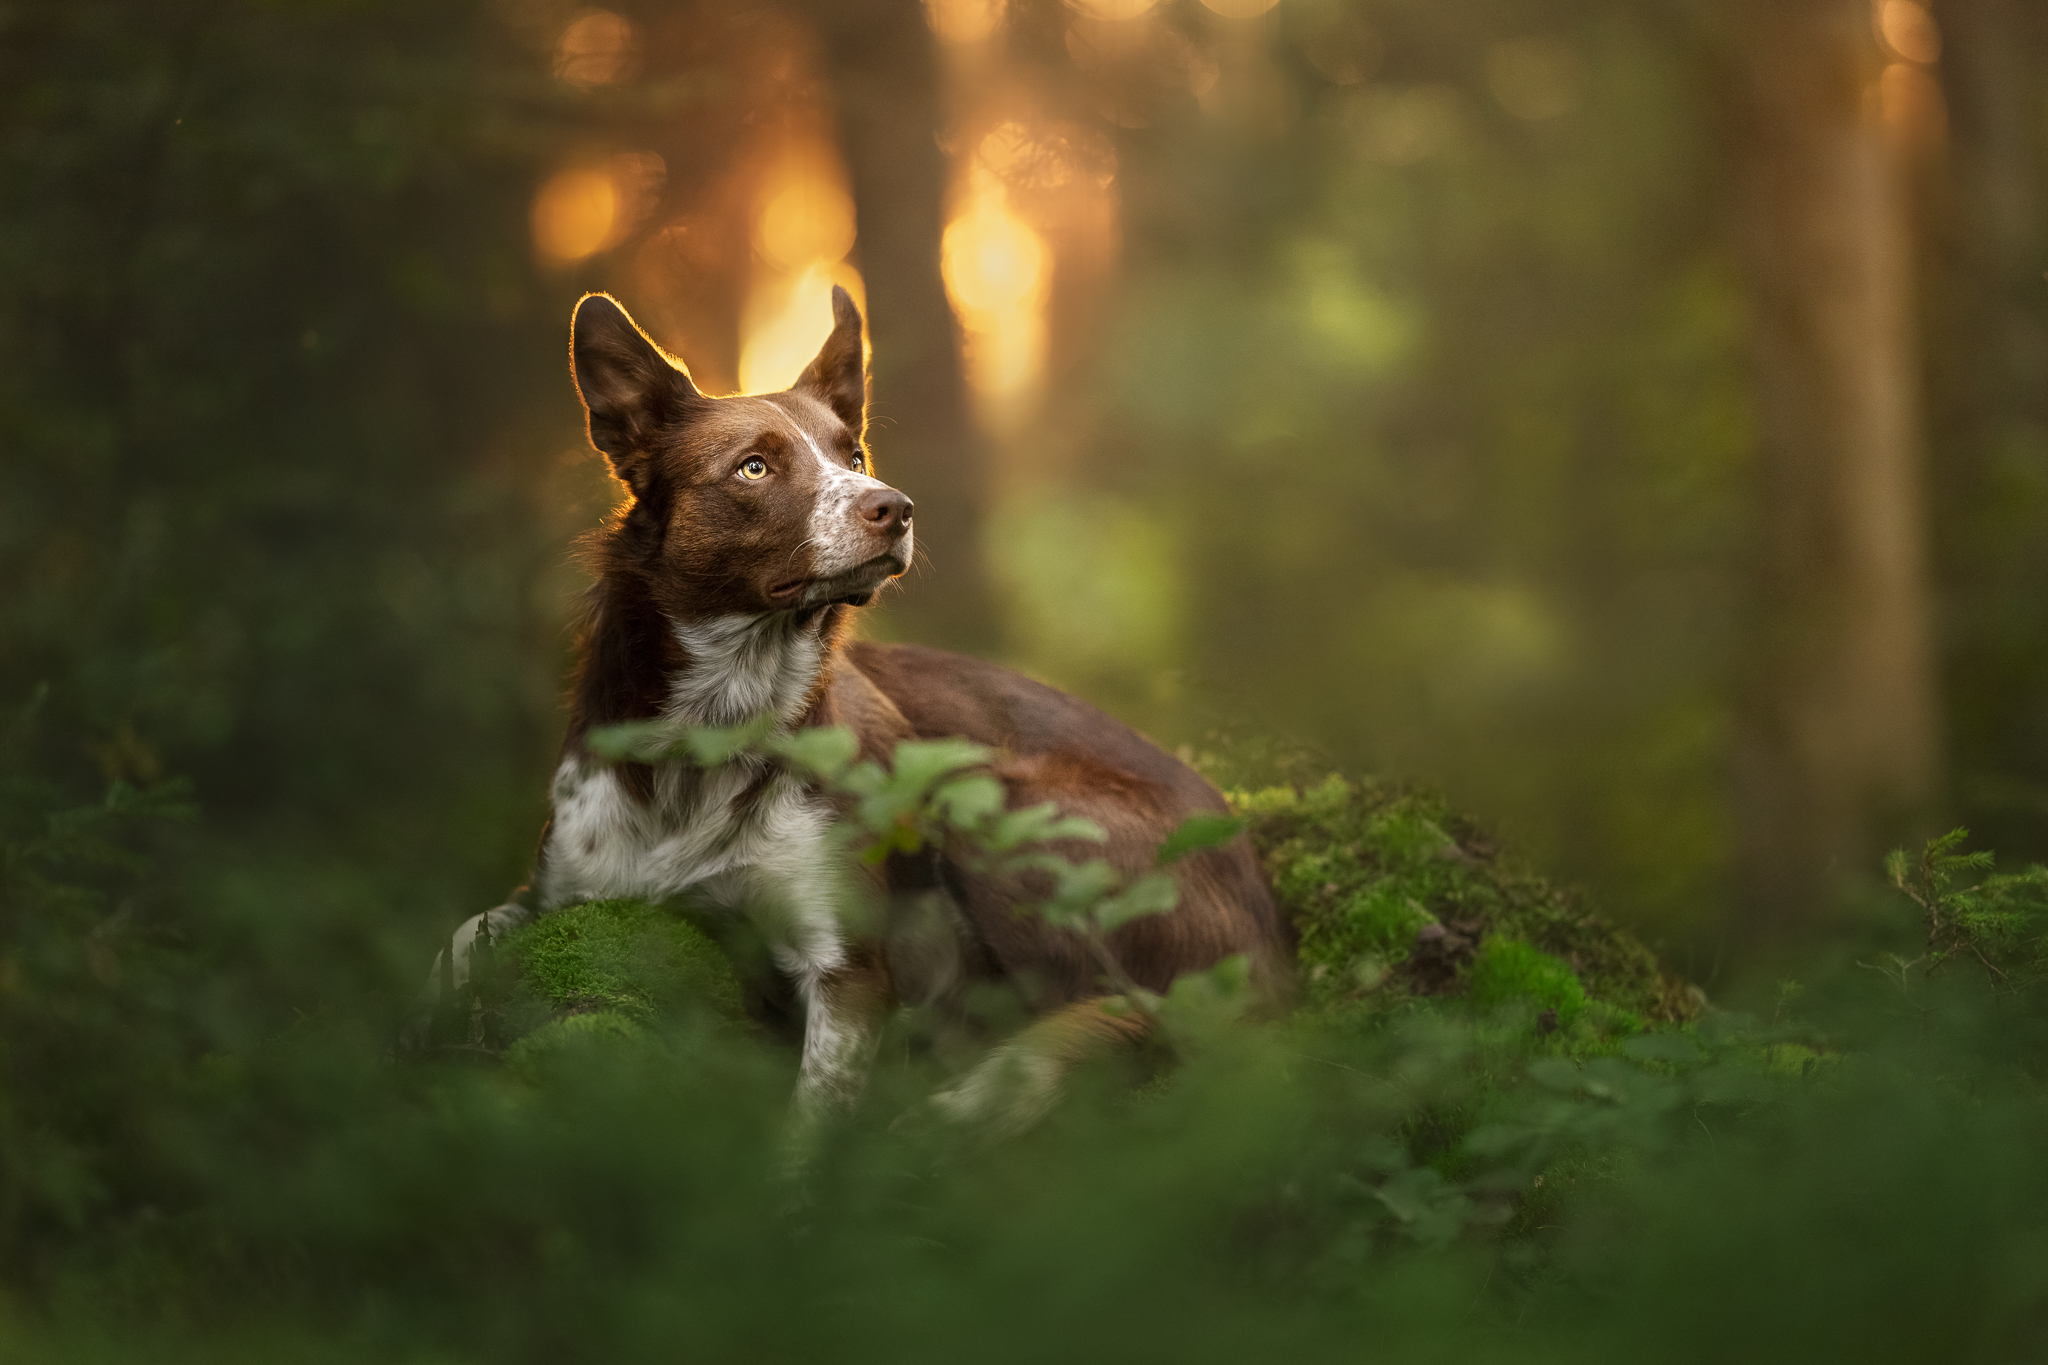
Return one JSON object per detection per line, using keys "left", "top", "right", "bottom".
{"left": 1067, "top": 0, "right": 1160, "bottom": 20}
{"left": 943, "top": 162, "right": 1050, "bottom": 402}
{"left": 1880, "top": 60, "right": 1946, "bottom": 146}
{"left": 1198, "top": 0, "right": 1279, "bottom": 17}
{"left": 740, "top": 148, "right": 863, "bottom": 394}
{"left": 530, "top": 153, "right": 663, "bottom": 265}
{"left": 1878, "top": 0, "right": 1941, "bottom": 64}
{"left": 753, "top": 168, "right": 857, "bottom": 274}
{"left": 555, "top": 9, "right": 635, "bottom": 87}
{"left": 531, "top": 168, "right": 619, "bottom": 263}
{"left": 943, "top": 178, "right": 1048, "bottom": 316}
{"left": 739, "top": 261, "right": 866, "bottom": 394}
{"left": 924, "top": 0, "right": 1006, "bottom": 45}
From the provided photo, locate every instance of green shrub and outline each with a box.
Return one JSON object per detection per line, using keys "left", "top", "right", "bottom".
{"left": 1232, "top": 774, "right": 1695, "bottom": 1023}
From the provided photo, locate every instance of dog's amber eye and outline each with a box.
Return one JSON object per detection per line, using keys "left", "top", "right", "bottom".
{"left": 739, "top": 456, "right": 768, "bottom": 480}
{"left": 851, "top": 450, "right": 867, "bottom": 472}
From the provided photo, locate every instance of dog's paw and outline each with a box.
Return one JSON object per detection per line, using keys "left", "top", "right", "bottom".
{"left": 433, "top": 902, "right": 534, "bottom": 995}
{"left": 916, "top": 1045, "right": 1066, "bottom": 1140}
{"left": 392, "top": 903, "right": 534, "bottom": 1056}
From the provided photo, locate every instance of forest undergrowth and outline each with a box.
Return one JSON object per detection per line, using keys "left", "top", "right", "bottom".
{"left": 7, "top": 706, "right": 2048, "bottom": 1363}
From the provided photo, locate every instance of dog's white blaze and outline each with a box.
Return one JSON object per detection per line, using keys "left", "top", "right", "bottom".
{"left": 768, "top": 406, "right": 905, "bottom": 603}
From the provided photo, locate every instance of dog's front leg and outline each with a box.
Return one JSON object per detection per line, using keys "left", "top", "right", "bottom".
{"left": 775, "top": 949, "right": 889, "bottom": 1181}
{"left": 788, "top": 953, "right": 890, "bottom": 1116}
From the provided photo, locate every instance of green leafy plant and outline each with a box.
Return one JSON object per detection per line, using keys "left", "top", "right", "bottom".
{"left": 1877, "top": 827, "right": 2048, "bottom": 992}
{"left": 584, "top": 720, "right": 1250, "bottom": 1041}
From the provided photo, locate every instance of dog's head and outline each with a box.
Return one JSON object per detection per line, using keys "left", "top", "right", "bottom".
{"left": 569, "top": 288, "right": 912, "bottom": 619}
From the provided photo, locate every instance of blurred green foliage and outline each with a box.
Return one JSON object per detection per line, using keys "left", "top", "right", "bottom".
{"left": 8, "top": 717, "right": 2048, "bottom": 1361}
{"left": 8, "top": 0, "right": 2048, "bottom": 1358}
{"left": 1, "top": 0, "right": 615, "bottom": 947}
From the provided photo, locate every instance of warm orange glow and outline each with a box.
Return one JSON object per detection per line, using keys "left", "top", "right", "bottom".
{"left": 1878, "top": 0, "right": 1941, "bottom": 64}
{"left": 1199, "top": 0, "right": 1279, "bottom": 16}
{"left": 753, "top": 168, "right": 856, "bottom": 273}
{"left": 530, "top": 154, "right": 663, "bottom": 265}
{"left": 923, "top": 0, "right": 1005, "bottom": 45}
{"left": 740, "top": 261, "right": 866, "bottom": 394}
{"left": 943, "top": 160, "right": 1049, "bottom": 403}
{"left": 1068, "top": 0, "right": 1159, "bottom": 19}
{"left": 532, "top": 168, "right": 619, "bottom": 263}
{"left": 1880, "top": 61, "right": 1946, "bottom": 146}
{"left": 739, "top": 151, "right": 863, "bottom": 393}
{"left": 943, "top": 176, "right": 1047, "bottom": 316}
{"left": 555, "top": 9, "right": 635, "bottom": 87}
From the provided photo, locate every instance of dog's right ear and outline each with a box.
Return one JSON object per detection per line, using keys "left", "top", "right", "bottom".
{"left": 570, "top": 293, "right": 699, "bottom": 497}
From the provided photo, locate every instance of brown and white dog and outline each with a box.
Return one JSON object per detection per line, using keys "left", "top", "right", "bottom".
{"left": 438, "top": 287, "right": 1288, "bottom": 1128}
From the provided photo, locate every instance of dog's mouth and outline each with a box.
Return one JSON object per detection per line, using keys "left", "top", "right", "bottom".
{"left": 769, "top": 554, "right": 907, "bottom": 608}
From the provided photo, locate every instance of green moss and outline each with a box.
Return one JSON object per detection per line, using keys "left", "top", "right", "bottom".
{"left": 499, "top": 897, "right": 746, "bottom": 1030}
{"left": 1232, "top": 774, "right": 1696, "bottom": 1023}
{"left": 1467, "top": 936, "right": 1586, "bottom": 1024}
{"left": 504, "top": 1010, "right": 646, "bottom": 1082}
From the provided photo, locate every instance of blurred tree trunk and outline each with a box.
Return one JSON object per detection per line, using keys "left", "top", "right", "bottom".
{"left": 1729, "top": 0, "right": 1941, "bottom": 940}
{"left": 1925, "top": 0, "right": 2048, "bottom": 852}
{"left": 801, "top": 0, "right": 993, "bottom": 650}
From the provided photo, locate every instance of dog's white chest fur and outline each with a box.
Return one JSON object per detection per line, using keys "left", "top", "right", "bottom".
{"left": 535, "top": 612, "right": 847, "bottom": 980}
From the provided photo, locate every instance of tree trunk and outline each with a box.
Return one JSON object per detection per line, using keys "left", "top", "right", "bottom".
{"left": 1926, "top": 0, "right": 2048, "bottom": 857}
{"left": 1730, "top": 0, "right": 1942, "bottom": 940}
{"left": 801, "top": 0, "right": 994, "bottom": 651}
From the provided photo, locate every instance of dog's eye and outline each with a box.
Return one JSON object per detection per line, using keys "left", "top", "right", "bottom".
{"left": 739, "top": 456, "right": 769, "bottom": 481}
{"left": 850, "top": 450, "right": 867, "bottom": 473}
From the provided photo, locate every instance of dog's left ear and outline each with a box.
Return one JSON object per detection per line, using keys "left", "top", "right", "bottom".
{"left": 571, "top": 293, "right": 699, "bottom": 498}
{"left": 794, "top": 285, "right": 867, "bottom": 434}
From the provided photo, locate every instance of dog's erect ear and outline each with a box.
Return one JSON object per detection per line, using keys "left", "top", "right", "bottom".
{"left": 570, "top": 293, "right": 699, "bottom": 496}
{"left": 793, "top": 285, "right": 867, "bottom": 433}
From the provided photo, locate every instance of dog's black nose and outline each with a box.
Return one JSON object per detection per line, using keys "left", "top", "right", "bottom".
{"left": 858, "top": 488, "right": 912, "bottom": 537}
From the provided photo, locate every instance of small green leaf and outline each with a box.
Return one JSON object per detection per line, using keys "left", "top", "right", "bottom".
{"left": 1883, "top": 848, "right": 1909, "bottom": 888}
{"left": 585, "top": 720, "right": 676, "bottom": 764}
{"left": 684, "top": 717, "right": 775, "bottom": 767}
{"left": 933, "top": 773, "right": 1006, "bottom": 829}
{"left": 986, "top": 802, "right": 1105, "bottom": 852}
{"left": 1095, "top": 872, "right": 1179, "bottom": 933}
{"left": 1156, "top": 811, "right": 1246, "bottom": 864}
{"left": 887, "top": 738, "right": 992, "bottom": 796}
{"left": 765, "top": 726, "right": 859, "bottom": 780}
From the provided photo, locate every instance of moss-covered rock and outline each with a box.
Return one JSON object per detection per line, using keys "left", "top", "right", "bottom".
{"left": 1230, "top": 774, "right": 1697, "bottom": 1025}
{"left": 456, "top": 898, "right": 750, "bottom": 1061}
{"left": 505, "top": 897, "right": 744, "bottom": 1023}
